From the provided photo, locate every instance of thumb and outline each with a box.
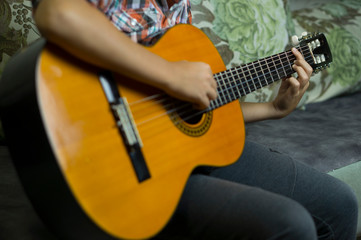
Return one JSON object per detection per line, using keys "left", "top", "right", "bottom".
{"left": 287, "top": 77, "right": 301, "bottom": 96}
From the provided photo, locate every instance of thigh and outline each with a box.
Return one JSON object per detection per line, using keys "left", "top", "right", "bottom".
{"left": 209, "top": 141, "right": 358, "bottom": 240}
{"left": 152, "top": 174, "right": 316, "bottom": 240}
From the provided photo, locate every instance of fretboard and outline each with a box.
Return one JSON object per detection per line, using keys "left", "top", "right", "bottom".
{"left": 208, "top": 45, "right": 313, "bottom": 111}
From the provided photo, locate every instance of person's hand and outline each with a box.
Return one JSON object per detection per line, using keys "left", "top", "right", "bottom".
{"left": 272, "top": 48, "right": 313, "bottom": 117}
{"left": 163, "top": 60, "right": 218, "bottom": 109}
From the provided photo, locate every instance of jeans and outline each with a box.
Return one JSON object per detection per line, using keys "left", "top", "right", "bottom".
{"left": 153, "top": 141, "right": 358, "bottom": 240}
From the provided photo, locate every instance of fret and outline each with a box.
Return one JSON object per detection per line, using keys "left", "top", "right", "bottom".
{"left": 240, "top": 65, "right": 252, "bottom": 95}
{"left": 245, "top": 63, "right": 257, "bottom": 93}
{"left": 278, "top": 53, "right": 287, "bottom": 78}
{"left": 209, "top": 98, "right": 216, "bottom": 110}
{"left": 213, "top": 74, "right": 221, "bottom": 107}
{"left": 233, "top": 68, "right": 244, "bottom": 97}
{"left": 252, "top": 61, "right": 264, "bottom": 89}
{"left": 222, "top": 72, "right": 232, "bottom": 103}
{"left": 250, "top": 62, "right": 261, "bottom": 89}
{"left": 229, "top": 69, "right": 242, "bottom": 99}
{"left": 212, "top": 81, "right": 222, "bottom": 108}
{"left": 258, "top": 58, "right": 269, "bottom": 86}
{"left": 285, "top": 51, "right": 295, "bottom": 76}
{"left": 285, "top": 51, "right": 292, "bottom": 74}
{"left": 266, "top": 57, "right": 277, "bottom": 83}
{"left": 298, "top": 46, "right": 305, "bottom": 60}
{"left": 215, "top": 73, "right": 226, "bottom": 106}
{"left": 226, "top": 69, "right": 237, "bottom": 101}
{"left": 210, "top": 97, "right": 216, "bottom": 110}
{"left": 251, "top": 63, "right": 259, "bottom": 91}
{"left": 298, "top": 46, "right": 313, "bottom": 66}
{"left": 271, "top": 55, "right": 282, "bottom": 80}
{"left": 263, "top": 57, "right": 274, "bottom": 84}
{"left": 235, "top": 67, "right": 248, "bottom": 97}
{"left": 301, "top": 47, "right": 314, "bottom": 66}
{"left": 212, "top": 95, "right": 220, "bottom": 109}
{"left": 219, "top": 72, "right": 231, "bottom": 103}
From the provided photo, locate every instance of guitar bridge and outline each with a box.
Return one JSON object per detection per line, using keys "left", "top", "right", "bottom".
{"left": 111, "top": 98, "right": 143, "bottom": 148}
{"left": 99, "top": 71, "right": 150, "bottom": 182}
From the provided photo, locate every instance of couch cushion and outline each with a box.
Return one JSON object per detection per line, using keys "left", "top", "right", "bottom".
{"left": 246, "top": 91, "right": 361, "bottom": 173}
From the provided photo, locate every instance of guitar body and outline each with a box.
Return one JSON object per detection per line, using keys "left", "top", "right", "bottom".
{"left": 0, "top": 24, "right": 245, "bottom": 239}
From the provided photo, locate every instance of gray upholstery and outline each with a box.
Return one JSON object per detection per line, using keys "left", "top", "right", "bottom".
{"left": 246, "top": 92, "right": 361, "bottom": 173}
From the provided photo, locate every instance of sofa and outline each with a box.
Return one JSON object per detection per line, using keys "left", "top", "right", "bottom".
{"left": 0, "top": 0, "right": 360, "bottom": 239}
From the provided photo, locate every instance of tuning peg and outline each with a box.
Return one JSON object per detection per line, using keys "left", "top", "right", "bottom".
{"left": 315, "top": 39, "right": 321, "bottom": 47}
{"left": 292, "top": 35, "right": 299, "bottom": 46}
{"left": 311, "top": 41, "right": 317, "bottom": 50}
{"left": 301, "top": 32, "right": 311, "bottom": 40}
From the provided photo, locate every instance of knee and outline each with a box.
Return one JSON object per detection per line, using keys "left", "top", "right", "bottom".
{"left": 325, "top": 177, "right": 359, "bottom": 237}
{"left": 271, "top": 200, "right": 317, "bottom": 240}
{"left": 246, "top": 191, "right": 317, "bottom": 240}
{"left": 333, "top": 179, "right": 358, "bottom": 218}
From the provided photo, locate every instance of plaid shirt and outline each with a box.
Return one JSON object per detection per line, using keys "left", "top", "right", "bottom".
{"left": 87, "top": 0, "right": 192, "bottom": 45}
{"left": 32, "top": 0, "right": 192, "bottom": 45}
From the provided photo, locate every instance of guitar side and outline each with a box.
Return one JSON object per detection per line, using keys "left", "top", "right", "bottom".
{"left": 1, "top": 25, "right": 245, "bottom": 239}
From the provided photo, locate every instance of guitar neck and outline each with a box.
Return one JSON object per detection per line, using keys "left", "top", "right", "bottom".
{"left": 208, "top": 45, "right": 313, "bottom": 111}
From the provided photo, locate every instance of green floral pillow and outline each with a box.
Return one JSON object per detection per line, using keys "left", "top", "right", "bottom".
{"left": 190, "top": 0, "right": 294, "bottom": 103}
{"left": 292, "top": 0, "right": 361, "bottom": 103}
{"left": 290, "top": 0, "right": 361, "bottom": 103}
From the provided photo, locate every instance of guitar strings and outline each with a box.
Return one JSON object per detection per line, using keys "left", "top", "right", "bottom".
{"left": 174, "top": 58, "right": 307, "bottom": 126}
{"left": 135, "top": 60, "right": 300, "bottom": 138}
{"left": 134, "top": 48, "right": 313, "bottom": 128}
{"left": 131, "top": 45, "right": 314, "bottom": 127}
{"left": 130, "top": 45, "right": 311, "bottom": 108}
{"left": 136, "top": 70, "right": 312, "bottom": 130}
{"left": 165, "top": 52, "right": 313, "bottom": 128}
{"left": 211, "top": 50, "right": 306, "bottom": 102}
{"left": 136, "top": 49, "right": 310, "bottom": 122}
{"left": 129, "top": 45, "right": 312, "bottom": 109}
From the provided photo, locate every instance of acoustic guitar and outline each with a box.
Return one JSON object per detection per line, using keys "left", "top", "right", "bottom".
{"left": 0, "top": 24, "right": 332, "bottom": 239}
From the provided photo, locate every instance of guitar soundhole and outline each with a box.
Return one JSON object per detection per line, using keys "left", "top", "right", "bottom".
{"left": 177, "top": 107, "right": 203, "bottom": 125}
{"left": 168, "top": 100, "right": 213, "bottom": 137}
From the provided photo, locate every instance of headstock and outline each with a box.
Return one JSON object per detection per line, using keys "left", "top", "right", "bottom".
{"left": 292, "top": 32, "right": 333, "bottom": 74}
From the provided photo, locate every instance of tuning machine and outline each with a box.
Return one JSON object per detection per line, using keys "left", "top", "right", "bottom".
{"left": 291, "top": 35, "right": 300, "bottom": 46}
{"left": 291, "top": 32, "right": 307, "bottom": 46}
{"left": 292, "top": 32, "right": 318, "bottom": 46}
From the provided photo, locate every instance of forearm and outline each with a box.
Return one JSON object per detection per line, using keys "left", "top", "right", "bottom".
{"left": 34, "top": 0, "right": 171, "bottom": 90}
{"left": 240, "top": 102, "right": 286, "bottom": 123}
